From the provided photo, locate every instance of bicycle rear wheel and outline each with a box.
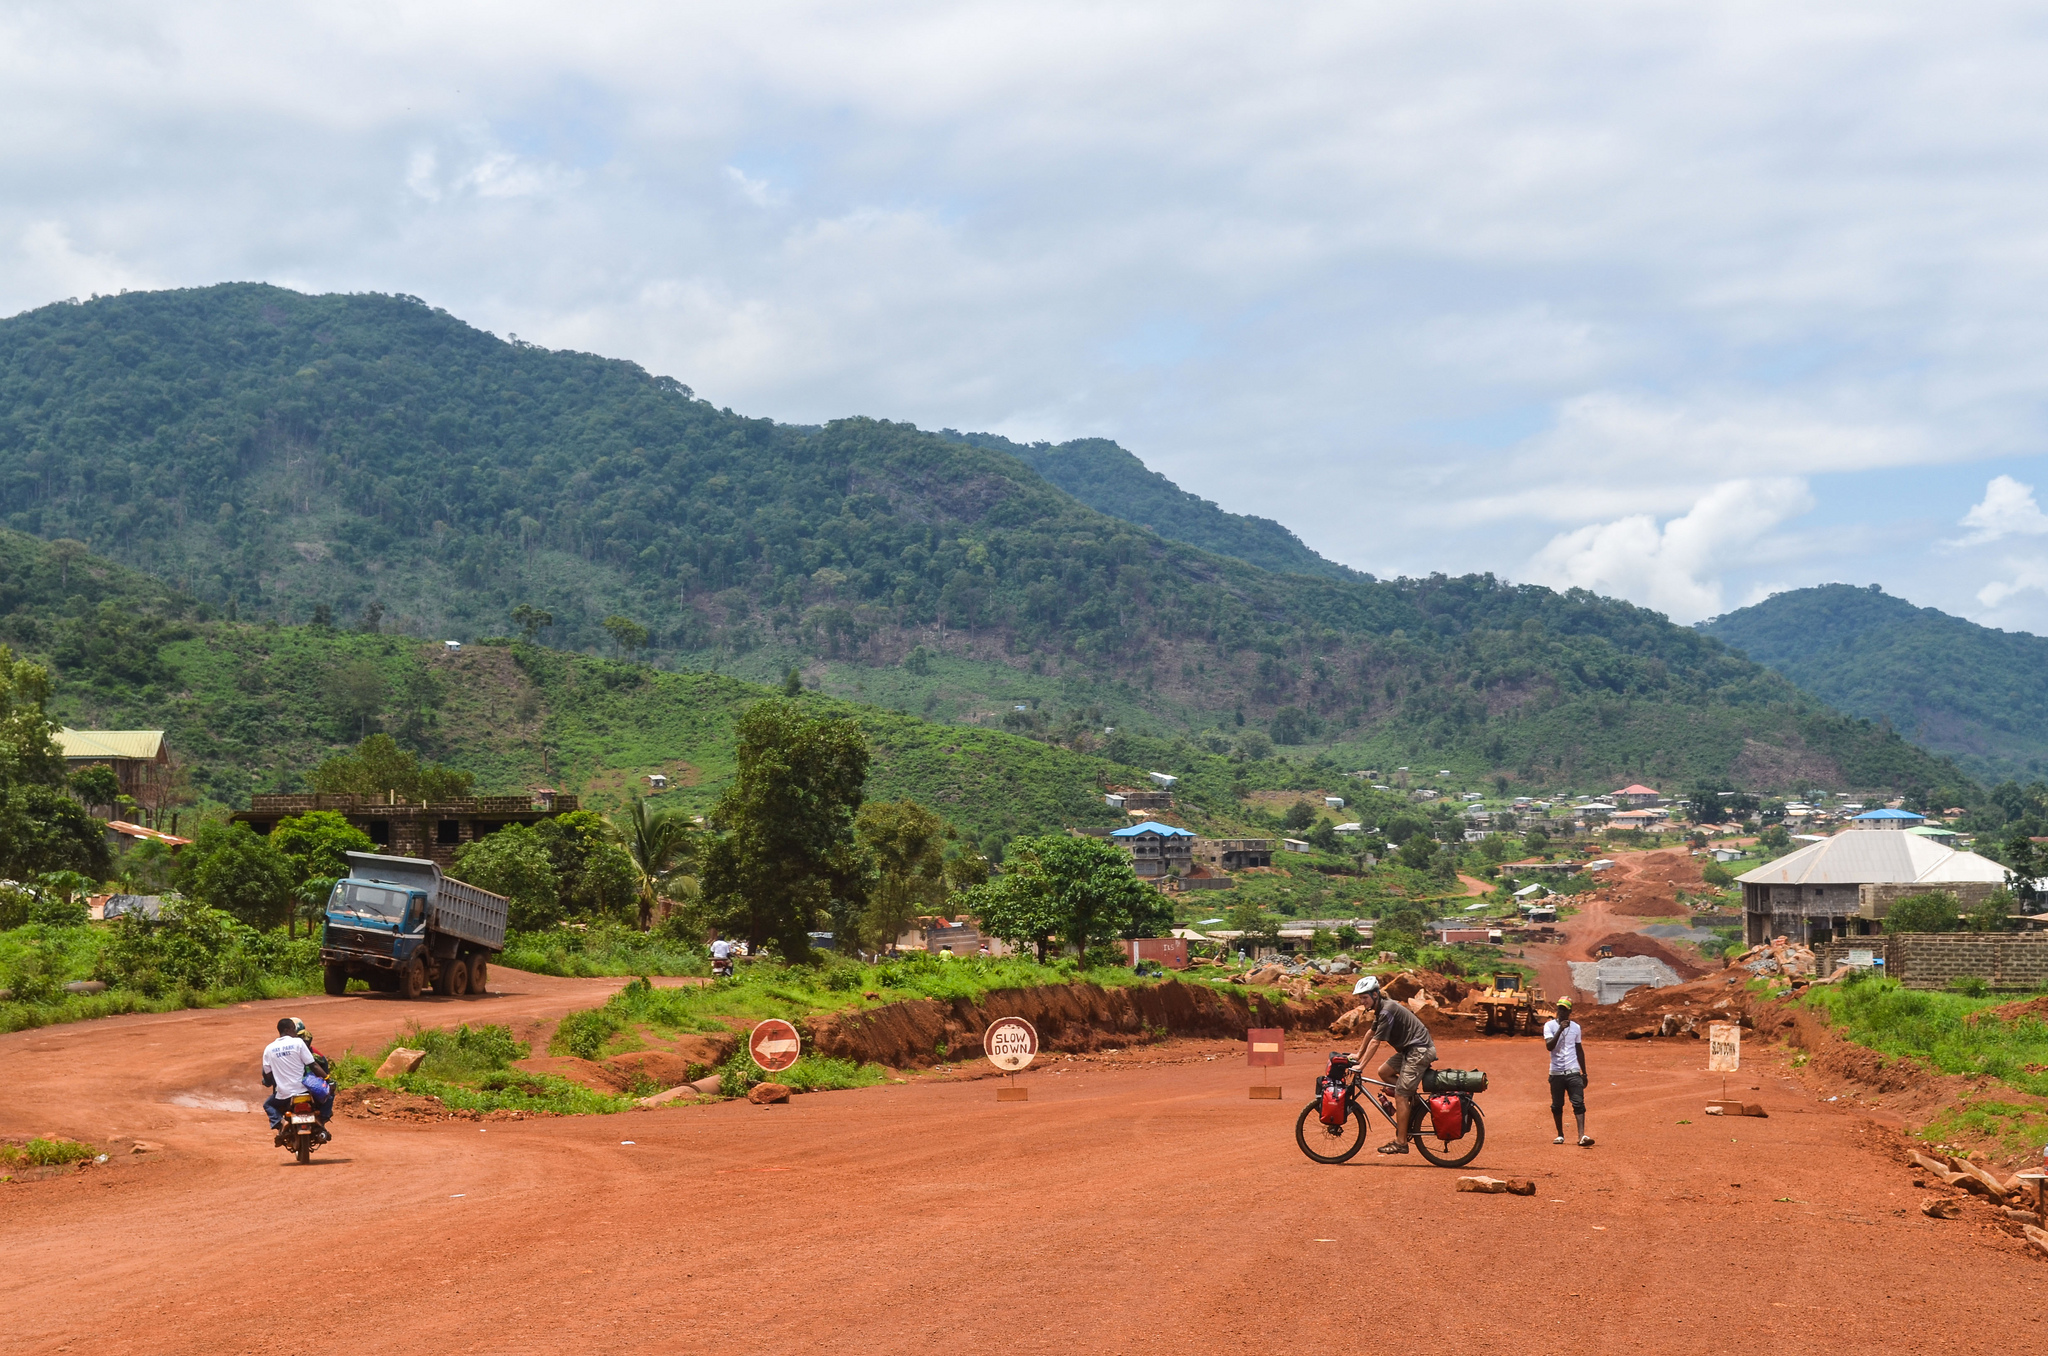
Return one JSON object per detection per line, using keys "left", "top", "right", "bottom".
{"left": 1295, "top": 1100, "right": 1369, "bottom": 1164}
{"left": 1411, "top": 1100, "right": 1485, "bottom": 1168}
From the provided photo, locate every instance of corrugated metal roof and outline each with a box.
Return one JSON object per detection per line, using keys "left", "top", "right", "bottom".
{"left": 1853, "top": 808, "right": 1924, "bottom": 821}
{"left": 1735, "top": 832, "right": 2006, "bottom": 887}
{"left": 55, "top": 729, "right": 165, "bottom": 760}
{"left": 1111, "top": 821, "right": 1195, "bottom": 838}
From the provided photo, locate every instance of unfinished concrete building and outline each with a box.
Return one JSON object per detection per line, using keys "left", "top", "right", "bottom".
{"left": 1737, "top": 832, "right": 2008, "bottom": 946}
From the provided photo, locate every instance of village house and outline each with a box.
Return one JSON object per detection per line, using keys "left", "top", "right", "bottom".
{"left": 1104, "top": 787, "right": 1175, "bottom": 813}
{"left": 1192, "top": 837, "right": 1274, "bottom": 870}
{"left": 1612, "top": 784, "right": 1661, "bottom": 808}
{"left": 57, "top": 729, "right": 175, "bottom": 818}
{"left": 232, "top": 790, "right": 579, "bottom": 869}
{"left": 1110, "top": 821, "right": 1196, "bottom": 878}
{"left": 1735, "top": 831, "right": 2008, "bottom": 945}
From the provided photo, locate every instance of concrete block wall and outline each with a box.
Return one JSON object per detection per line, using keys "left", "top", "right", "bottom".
{"left": 1887, "top": 933, "right": 2048, "bottom": 991}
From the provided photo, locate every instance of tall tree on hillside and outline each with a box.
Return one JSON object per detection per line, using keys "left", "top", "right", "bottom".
{"left": 854, "top": 799, "right": 950, "bottom": 951}
{"left": 183, "top": 822, "right": 296, "bottom": 931}
{"left": 964, "top": 835, "right": 1169, "bottom": 963}
{"left": 698, "top": 700, "right": 869, "bottom": 957}
{"left": 602, "top": 615, "right": 650, "bottom": 661}
{"left": 614, "top": 797, "right": 698, "bottom": 931}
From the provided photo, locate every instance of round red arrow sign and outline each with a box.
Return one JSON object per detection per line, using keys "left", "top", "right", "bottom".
{"left": 983, "top": 1016, "right": 1039, "bottom": 1072}
{"left": 749, "top": 1019, "right": 802, "bottom": 1073}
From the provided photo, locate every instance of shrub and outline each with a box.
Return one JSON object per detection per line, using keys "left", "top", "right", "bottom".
{"left": 1949, "top": 974, "right": 1990, "bottom": 998}
{"left": 0, "top": 1136, "right": 96, "bottom": 1167}
{"left": 1700, "top": 863, "right": 1734, "bottom": 888}
{"left": 1885, "top": 891, "right": 1960, "bottom": 934}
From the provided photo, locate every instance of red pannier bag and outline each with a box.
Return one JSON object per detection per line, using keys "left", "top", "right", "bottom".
{"left": 1319, "top": 1082, "right": 1347, "bottom": 1126}
{"left": 1427, "top": 1094, "right": 1465, "bottom": 1140}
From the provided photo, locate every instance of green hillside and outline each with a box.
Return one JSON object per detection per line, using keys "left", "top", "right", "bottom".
{"left": 1702, "top": 584, "right": 2048, "bottom": 785}
{"left": 944, "top": 430, "right": 1357, "bottom": 581}
{"left": 0, "top": 284, "right": 1977, "bottom": 798}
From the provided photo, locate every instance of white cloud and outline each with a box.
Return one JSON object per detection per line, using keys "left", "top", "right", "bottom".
{"left": 1954, "top": 474, "right": 2048, "bottom": 547}
{"left": 1525, "top": 478, "right": 1815, "bottom": 623}
{"left": 14, "top": 222, "right": 154, "bottom": 303}
{"left": 724, "top": 166, "right": 778, "bottom": 208}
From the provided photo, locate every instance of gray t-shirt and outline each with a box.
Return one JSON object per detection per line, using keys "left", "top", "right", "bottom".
{"left": 1373, "top": 999, "right": 1435, "bottom": 1055}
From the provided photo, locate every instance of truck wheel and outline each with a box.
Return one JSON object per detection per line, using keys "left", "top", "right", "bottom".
{"left": 430, "top": 958, "right": 455, "bottom": 996}
{"left": 446, "top": 956, "right": 470, "bottom": 998}
{"left": 323, "top": 964, "right": 349, "bottom": 997}
{"left": 468, "top": 957, "right": 488, "bottom": 996}
{"left": 399, "top": 957, "right": 426, "bottom": 1000}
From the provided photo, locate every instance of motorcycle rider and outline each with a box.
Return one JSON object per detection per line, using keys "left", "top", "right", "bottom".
{"left": 710, "top": 936, "right": 735, "bottom": 977}
{"left": 261, "top": 1017, "right": 334, "bottom": 1144}
{"left": 1349, "top": 975, "right": 1439, "bottom": 1155}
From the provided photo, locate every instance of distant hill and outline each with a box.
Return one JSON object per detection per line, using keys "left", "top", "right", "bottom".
{"left": 943, "top": 431, "right": 1359, "bottom": 581}
{"left": 0, "top": 284, "right": 1979, "bottom": 797}
{"left": 1701, "top": 583, "right": 2048, "bottom": 784}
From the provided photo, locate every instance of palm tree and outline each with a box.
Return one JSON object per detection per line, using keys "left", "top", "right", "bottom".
{"left": 617, "top": 796, "right": 697, "bottom": 930}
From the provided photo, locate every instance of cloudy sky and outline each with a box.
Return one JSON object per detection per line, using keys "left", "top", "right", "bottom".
{"left": 7, "top": 2, "right": 2048, "bottom": 630}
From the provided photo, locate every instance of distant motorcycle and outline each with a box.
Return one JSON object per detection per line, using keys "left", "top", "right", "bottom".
{"left": 711, "top": 952, "right": 734, "bottom": 979}
{"left": 274, "top": 1091, "right": 329, "bottom": 1164}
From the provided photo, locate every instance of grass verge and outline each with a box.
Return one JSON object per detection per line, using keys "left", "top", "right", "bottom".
{"left": 333, "top": 1021, "right": 636, "bottom": 1116}
{"left": 1798, "top": 971, "right": 2048, "bottom": 1097}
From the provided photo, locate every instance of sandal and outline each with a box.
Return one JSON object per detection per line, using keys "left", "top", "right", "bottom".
{"left": 1376, "top": 1141, "right": 1409, "bottom": 1155}
{"left": 1578, "top": 1135, "right": 1595, "bottom": 1147}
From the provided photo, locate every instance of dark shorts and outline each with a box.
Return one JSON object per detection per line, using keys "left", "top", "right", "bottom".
{"left": 1549, "top": 1072, "right": 1586, "bottom": 1113}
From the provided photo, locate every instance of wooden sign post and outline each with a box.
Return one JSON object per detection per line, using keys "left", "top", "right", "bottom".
{"left": 1247, "top": 1027, "right": 1284, "bottom": 1099}
{"left": 984, "top": 1016, "right": 1038, "bottom": 1101}
{"left": 1705, "top": 1022, "right": 1744, "bottom": 1113}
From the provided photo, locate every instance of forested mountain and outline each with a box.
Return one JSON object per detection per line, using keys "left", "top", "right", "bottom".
{"left": 0, "top": 284, "right": 1975, "bottom": 797}
{"left": 1702, "top": 583, "right": 2048, "bottom": 784}
{"left": 942, "top": 430, "right": 1357, "bottom": 581}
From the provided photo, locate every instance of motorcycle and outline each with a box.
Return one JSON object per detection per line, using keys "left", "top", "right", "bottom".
{"left": 711, "top": 952, "right": 734, "bottom": 979}
{"left": 275, "top": 1091, "right": 329, "bottom": 1164}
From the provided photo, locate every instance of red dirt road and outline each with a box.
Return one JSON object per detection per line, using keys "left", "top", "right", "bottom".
{"left": 4, "top": 972, "right": 2044, "bottom": 1353}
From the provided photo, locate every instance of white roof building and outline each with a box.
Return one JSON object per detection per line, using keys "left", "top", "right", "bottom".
{"left": 1735, "top": 832, "right": 2009, "bottom": 945}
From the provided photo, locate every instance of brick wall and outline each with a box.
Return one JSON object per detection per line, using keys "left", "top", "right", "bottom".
{"left": 1887, "top": 933, "right": 2048, "bottom": 990}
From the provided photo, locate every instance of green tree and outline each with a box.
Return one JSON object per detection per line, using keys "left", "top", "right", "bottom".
{"left": 68, "top": 763, "right": 121, "bottom": 815}
{"left": 602, "top": 614, "right": 650, "bottom": 660}
{"left": 615, "top": 797, "right": 698, "bottom": 931}
{"left": 1281, "top": 800, "right": 1317, "bottom": 832}
{"left": 1967, "top": 886, "right": 2015, "bottom": 933}
{"left": 511, "top": 604, "right": 554, "bottom": 642}
{"left": 0, "top": 645, "right": 64, "bottom": 788}
{"left": 453, "top": 825, "right": 561, "bottom": 931}
{"left": 1307, "top": 820, "right": 1340, "bottom": 853}
{"left": 855, "top": 799, "right": 950, "bottom": 950}
{"left": 963, "top": 835, "right": 1168, "bottom": 962}
{"left": 782, "top": 666, "right": 803, "bottom": 697}
{"left": 0, "top": 785, "right": 111, "bottom": 880}
{"left": 269, "top": 810, "right": 374, "bottom": 884}
{"left": 698, "top": 699, "right": 869, "bottom": 957}
{"left": 1758, "top": 823, "right": 1792, "bottom": 850}
{"left": 331, "top": 659, "right": 387, "bottom": 740}
{"left": 311, "top": 734, "right": 475, "bottom": 803}
{"left": 534, "top": 809, "right": 640, "bottom": 920}
{"left": 184, "top": 821, "right": 297, "bottom": 930}
{"left": 1884, "top": 890, "right": 1960, "bottom": 934}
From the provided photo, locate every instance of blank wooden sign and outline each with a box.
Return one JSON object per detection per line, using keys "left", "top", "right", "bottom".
{"left": 1247, "top": 1027, "right": 1283, "bottom": 1099}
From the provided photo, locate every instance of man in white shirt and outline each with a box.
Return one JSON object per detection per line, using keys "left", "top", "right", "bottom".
{"left": 1543, "top": 997, "right": 1592, "bottom": 1147}
{"left": 262, "top": 1017, "right": 331, "bottom": 1140}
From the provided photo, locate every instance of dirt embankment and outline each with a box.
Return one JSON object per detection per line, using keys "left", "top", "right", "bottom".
{"left": 809, "top": 979, "right": 1355, "bottom": 1068}
{"left": 1583, "top": 931, "right": 1709, "bottom": 980}
{"left": 1578, "top": 850, "right": 1704, "bottom": 918}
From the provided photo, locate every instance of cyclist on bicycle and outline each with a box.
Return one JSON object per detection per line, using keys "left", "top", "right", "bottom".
{"left": 1349, "top": 975, "right": 1438, "bottom": 1155}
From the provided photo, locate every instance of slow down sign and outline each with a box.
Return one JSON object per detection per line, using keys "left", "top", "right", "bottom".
{"left": 749, "top": 1019, "right": 802, "bottom": 1073}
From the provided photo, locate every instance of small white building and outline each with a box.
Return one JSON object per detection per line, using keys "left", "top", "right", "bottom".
{"left": 645, "top": 773, "right": 669, "bottom": 791}
{"left": 1324, "top": 796, "right": 1345, "bottom": 810}
{"left": 1148, "top": 772, "right": 1178, "bottom": 788}
{"left": 1281, "top": 838, "right": 1312, "bottom": 853}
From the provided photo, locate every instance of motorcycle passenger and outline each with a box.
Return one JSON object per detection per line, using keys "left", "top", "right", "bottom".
{"left": 710, "top": 937, "right": 735, "bottom": 976}
{"left": 262, "top": 1017, "right": 334, "bottom": 1143}
{"left": 1349, "top": 975, "right": 1439, "bottom": 1156}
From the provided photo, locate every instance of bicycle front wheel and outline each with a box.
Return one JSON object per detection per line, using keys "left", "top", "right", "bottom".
{"left": 1295, "top": 1100, "right": 1369, "bottom": 1164}
{"left": 1412, "top": 1100, "right": 1486, "bottom": 1169}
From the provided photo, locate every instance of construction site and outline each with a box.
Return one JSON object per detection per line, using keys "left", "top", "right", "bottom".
{"left": 2, "top": 846, "right": 2045, "bottom": 1352}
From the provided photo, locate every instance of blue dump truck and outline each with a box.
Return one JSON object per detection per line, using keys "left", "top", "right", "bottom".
{"left": 320, "top": 851, "right": 509, "bottom": 1000}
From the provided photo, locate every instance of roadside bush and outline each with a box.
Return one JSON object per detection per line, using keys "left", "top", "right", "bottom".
{"left": 94, "top": 897, "right": 319, "bottom": 995}
{"left": 1949, "top": 974, "right": 1991, "bottom": 998}
{"left": 1700, "top": 863, "right": 1734, "bottom": 888}
{"left": 1885, "top": 891, "right": 1960, "bottom": 934}
{"left": 0, "top": 1136, "right": 97, "bottom": 1167}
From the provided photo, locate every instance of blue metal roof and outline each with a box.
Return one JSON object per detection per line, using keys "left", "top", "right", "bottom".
{"left": 1110, "top": 821, "right": 1196, "bottom": 838}
{"left": 1853, "top": 808, "right": 1925, "bottom": 820}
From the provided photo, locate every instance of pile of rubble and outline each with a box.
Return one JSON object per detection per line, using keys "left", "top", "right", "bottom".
{"left": 1909, "top": 1146, "right": 2048, "bottom": 1256}
{"left": 1739, "top": 937, "right": 1818, "bottom": 978}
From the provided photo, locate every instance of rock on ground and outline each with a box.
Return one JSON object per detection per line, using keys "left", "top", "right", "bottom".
{"left": 748, "top": 1082, "right": 791, "bottom": 1105}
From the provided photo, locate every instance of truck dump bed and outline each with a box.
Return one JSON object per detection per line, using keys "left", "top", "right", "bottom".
{"left": 342, "top": 851, "right": 509, "bottom": 952}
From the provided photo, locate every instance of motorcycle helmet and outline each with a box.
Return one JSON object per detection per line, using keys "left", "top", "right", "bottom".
{"left": 1352, "top": 975, "right": 1381, "bottom": 999}
{"left": 287, "top": 1017, "right": 309, "bottom": 1041}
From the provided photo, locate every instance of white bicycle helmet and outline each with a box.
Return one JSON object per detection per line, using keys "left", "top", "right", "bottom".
{"left": 1352, "top": 975, "right": 1381, "bottom": 998}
